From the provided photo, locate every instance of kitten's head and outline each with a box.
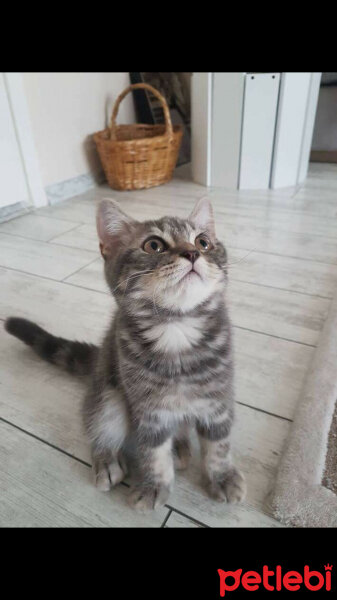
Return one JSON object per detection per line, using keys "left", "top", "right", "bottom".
{"left": 96, "top": 197, "right": 227, "bottom": 313}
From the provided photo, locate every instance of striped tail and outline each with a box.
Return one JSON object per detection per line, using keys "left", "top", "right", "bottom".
{"left": 4, "top": 317, "right": 98, "bottom": 376}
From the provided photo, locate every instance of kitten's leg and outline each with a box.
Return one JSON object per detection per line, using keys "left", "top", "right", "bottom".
{"left": 128, "top": 423, "right": 174, "bottom": 512}
{"left": 83, "top": 386, "right": 129, "bottom": 491}
{"left": 196, "top": 410, "right": 246, "bottom": 503}
{"left": 173, "top": 422, "right": 192, "bottom": 471}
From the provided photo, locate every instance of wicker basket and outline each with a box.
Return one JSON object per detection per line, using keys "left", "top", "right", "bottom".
{"left": 94, "top": 83, "right": 183, "bottom": 191}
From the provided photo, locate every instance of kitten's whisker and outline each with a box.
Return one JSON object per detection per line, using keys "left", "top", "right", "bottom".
{"left": 113, "top": 269, "right": 155, "bottom": 294}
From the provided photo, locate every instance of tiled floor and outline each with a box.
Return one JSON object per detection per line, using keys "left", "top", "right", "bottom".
{"left": 1, "top": 162, "right": 337, "bottom": 527}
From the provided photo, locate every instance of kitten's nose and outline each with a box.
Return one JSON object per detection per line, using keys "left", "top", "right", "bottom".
{"left": 180, "top": 249, "right": 200, "bottom": 264}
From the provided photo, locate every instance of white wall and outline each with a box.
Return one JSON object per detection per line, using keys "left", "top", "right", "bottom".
{"left": 212, "top": 72, "right": 245, "bottom": 188}
{"left": 23, "top": 73, "right": 135, "bottom": 187}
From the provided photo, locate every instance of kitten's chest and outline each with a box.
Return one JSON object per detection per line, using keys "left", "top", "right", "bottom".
{"left": 119, "top": 306, "right": 232, "bottom": 417}
{"left": 143, "top": 316, "right": 206, "bottom": 354}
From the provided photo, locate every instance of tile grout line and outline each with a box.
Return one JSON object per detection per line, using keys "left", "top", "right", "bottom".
{"left": 160, "top": 508, "right": 172, "bottom": 527}
{"left": 226, "top": 244, "right": 337, "bottom": 269}
{"left": 0, "top": 229, "right": 64, "bottom": 244}
{"left": 229, "top": 278, "right": 332, "bottom": 300}
{"left": 163, "top": 506, "right": 210, "bottom": 528}
{"left": 1, "top": 207, "right": 81, "bottom": 225}
{"left": 62, "top": 256, "right": 101, "bottom": 283}
{"left": 47, "top": 223, "right": 84, "bottom": 242}
{"left": 62, "top": 280, "right": 108, "bottom": 294}
{"left": 47, "top": 240, "right": 98, "bottom": 253}
{"left": 0, "top": 229, "right": 98, "bottom": 256}
{"left": 215, "top": 219, "right": 337, "bottom": 240}
{"left": 226, "top": 246, "right": 337, "bottom": 267}
{"left": 0, "top": 264, "right": 104, "bottom": 290}
{"left": 0, "top": 416, "right": 92, "bottom": 469}
{"left": 0, "top": 226, "right": 81, "bottom": 244}
{"left": 35, "top": 213, "right": 89, "bottom": 224}
{"left": 236, "top": 401, "right": 293, "bottom": 423}
{"left": 232, "top": 325, "right": 317, "bottom": 348}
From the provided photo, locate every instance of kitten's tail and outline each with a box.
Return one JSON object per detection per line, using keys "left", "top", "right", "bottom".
{"left": 4, "top": 317, "right": 98, "bottom": 376}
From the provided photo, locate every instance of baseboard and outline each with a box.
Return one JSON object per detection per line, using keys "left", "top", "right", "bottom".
{"left": 0, "top": 202, "right": 31, "bottom": 224}
{"left": 45, "top": 172, "right": 106, "bottom": 205}
{"left": 310, "top": 150, "right": 337, "bottom": 164}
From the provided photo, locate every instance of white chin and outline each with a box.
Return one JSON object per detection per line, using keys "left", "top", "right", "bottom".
{"left": 159, "top": 275, "right": 214, "bottom": 312}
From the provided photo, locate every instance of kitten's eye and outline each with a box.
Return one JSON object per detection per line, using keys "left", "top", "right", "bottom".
{"left": 195, "top": 234, "right": 212, "bottom": 253}
{"left": 143, "top": 237, "right": 167, "bottom": 254}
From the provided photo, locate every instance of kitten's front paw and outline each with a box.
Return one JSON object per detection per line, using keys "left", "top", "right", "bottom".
{"left": 205, "top": 466, "right": 246, "bottom": 504}
{"left": 128, "top": 483, "right": 171, "bottom": 512}
{"left": 93, "top": 456, "right": 127, "bottom": 491}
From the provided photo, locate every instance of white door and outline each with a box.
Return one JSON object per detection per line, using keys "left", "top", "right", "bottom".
{"left": 0, "top": 73, "right": 30, "bottom": 209}
{"left": 239, "top": 73, "right": 280, "bottom": 189}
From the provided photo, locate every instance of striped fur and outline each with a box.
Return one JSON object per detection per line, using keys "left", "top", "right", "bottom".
{"left": 5, "top": 197, "right": 246, "bottom": 511}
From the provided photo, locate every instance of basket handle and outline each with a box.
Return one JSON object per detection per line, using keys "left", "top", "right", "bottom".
{"left": 109, "top": 83, "right": 174, "bottom": 142}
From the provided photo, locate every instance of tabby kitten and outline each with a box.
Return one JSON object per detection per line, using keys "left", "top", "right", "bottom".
{"left": 5, "top": 197, "right": 246, "bottom": 511}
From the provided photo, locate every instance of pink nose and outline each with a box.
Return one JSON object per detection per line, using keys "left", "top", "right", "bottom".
{"left": 180, "top": 250, "right": 200, "bottom": 264}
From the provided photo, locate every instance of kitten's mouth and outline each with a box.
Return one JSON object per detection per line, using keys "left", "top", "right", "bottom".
{"left": 166, "top": 264, "right": 204, "bottom": 290}
{"left": 182, "top": 266, "right": 202, "bottom": 281}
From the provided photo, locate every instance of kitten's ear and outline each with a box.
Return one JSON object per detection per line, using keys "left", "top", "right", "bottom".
{"left": 188, "top": 197, "right": 216, "bottom": 239}
{"left": 96, "top": 198, "right": 136, "bottom": 259}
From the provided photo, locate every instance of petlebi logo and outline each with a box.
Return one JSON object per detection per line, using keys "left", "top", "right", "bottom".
{"left": 218, "top": 564, "right": 333, "bottom": 594}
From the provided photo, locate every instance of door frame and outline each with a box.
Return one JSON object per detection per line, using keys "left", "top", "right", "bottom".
{"left": 4, "top": 73, "right": 47, "bottom": 208}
